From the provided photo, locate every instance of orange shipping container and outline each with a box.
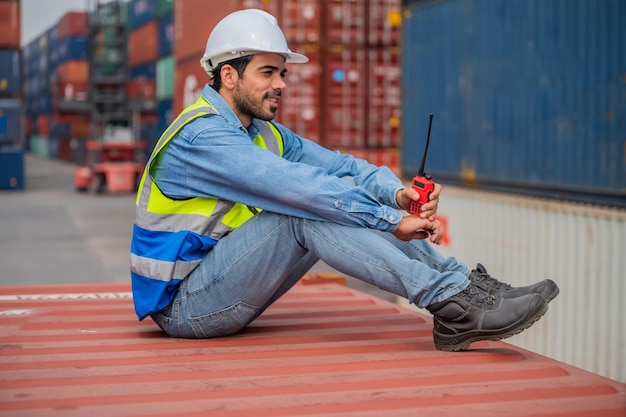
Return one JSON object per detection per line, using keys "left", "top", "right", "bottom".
{"left": 174, "top": 0, "right": 239, "bottom": 62}
{"left": 128, "top": 21, "right": 159, "bottom": 67}
{"left": 56, "top": 60, "right": 90, "bottom": 82}
{"left": 0, "top": 0, "right": 20, "bottom": 48}
{"left": 57, "top": 12, "right": 88, "bottom": 40}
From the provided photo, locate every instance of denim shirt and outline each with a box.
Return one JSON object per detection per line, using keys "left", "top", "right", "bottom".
{"left": 152, "top": 84, "right": 404, "bottom": 232}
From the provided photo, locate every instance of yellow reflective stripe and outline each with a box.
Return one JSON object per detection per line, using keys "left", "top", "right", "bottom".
{"left": 222, "top": 203, "right": 255, "bottom": 228}
{"left": 147, "top": 181, "right": 218, "bottom": 215}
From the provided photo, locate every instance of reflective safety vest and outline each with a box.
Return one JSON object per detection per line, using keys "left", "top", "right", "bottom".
{"left": 130, "top": 95, "right": 284, "bottom": 319}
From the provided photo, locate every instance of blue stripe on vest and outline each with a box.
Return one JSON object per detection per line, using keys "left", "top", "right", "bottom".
{"left": 131, "top": 224, "right": 218, "bottom": 263}
{"left": 131, "top": 272, "right": 182, "bottom": 320}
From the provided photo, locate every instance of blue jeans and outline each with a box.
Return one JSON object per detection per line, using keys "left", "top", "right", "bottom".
{"left": 151, "top": 212, "right": 470, "bottom": 338}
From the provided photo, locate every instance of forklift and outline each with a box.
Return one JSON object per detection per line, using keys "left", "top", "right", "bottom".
{"left": 74, "top": 0, "right": 152, "bottom": 194}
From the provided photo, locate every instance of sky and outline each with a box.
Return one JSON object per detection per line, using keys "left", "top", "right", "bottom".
{"left": 21, "top": 0, "right": 113, "bottom": 46}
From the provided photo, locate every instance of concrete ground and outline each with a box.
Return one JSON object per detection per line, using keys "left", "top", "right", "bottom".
{"left": 0, "top": 154, "right": 395, "bottom": 302}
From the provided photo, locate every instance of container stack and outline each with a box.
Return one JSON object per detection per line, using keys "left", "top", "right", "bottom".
{"left": 23, "top": 11, "right": 91, "bottom": 164}
{"left": 0, "top": 0, "right": 24, "bottom": 190}
{"left": 127, "top": 0, "right": 174, "bottom": 159}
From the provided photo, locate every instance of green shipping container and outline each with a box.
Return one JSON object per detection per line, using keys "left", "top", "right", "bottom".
{"left": 156, "top": 55, "right": 174, "bottom": 100}
{"left": 157, "top": 0, "right": 173, "bottom": 17}
{"left": 29, "top": 135, "right": 49, "bottom": 159}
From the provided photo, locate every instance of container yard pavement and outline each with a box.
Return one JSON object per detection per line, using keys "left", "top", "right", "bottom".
{"left": 0, "top": 154, "right": 395, "bottom": 301}
{"left": 0, "top": 154, "right": 135, "bottom": 285}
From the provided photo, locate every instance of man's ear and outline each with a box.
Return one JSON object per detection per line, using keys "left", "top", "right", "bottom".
{"left": 220, "top": 65, "right": 238, "bottom": 90}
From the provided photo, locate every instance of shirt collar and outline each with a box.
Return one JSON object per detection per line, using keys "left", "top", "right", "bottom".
{"left": 201, "top": 84, "right": 261, "bottom": 139}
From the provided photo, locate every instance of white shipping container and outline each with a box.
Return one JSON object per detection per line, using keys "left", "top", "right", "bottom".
{"left": 400, "top": 186, "right": 626, "bottom": 383}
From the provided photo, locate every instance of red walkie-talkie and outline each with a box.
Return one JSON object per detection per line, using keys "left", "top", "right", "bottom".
{"left": 409, "top": 113, "right": 435, "bottom": 215}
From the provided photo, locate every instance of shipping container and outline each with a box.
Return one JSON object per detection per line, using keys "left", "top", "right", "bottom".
{"left": 0, "top": 49, "right": 21, "bottom": 95}
{"left": 156, "top": 0, "right": 173, "bottom": 17}
{"left": 126, "top": 79, "right": 156, "bottom": 99}
{"left": 367, "top": 45, "right": 401, "bottom": 147}
{"left": 282, "top": 0, "right": 320, "bottom": 44}
{"left": 156, "top": 55, "right": 174, "bottom": 100}
{"left": 324, "top": 44, "right": 367, "bottom": 147}
{"left": 174, "top": 0, "right": 239, "bottom": 62}
{"left": 128, "top": 0, "right": 157, "bottom": 30}
{"left": 277, "top": 43, "right": 321, "bottom": 142}
{"left": 28, "top": 135, "right": 49, "bottom": 158}
{"left": 239, "top": 0, "right": 282, "bottom": 17}
{"left": 397, "top": 186, "right": 626, "bottom": 383}
{"left": 0, "top": 98, "right": 22, "bottom": 143}
{"left": 173, "top": 55, "right": 208, "bottom": 114}
{"left": 56, "top": 11, "right": 88, "bottom": 40}
{"left": 0, "top": 145, "right": 24, "bottom": 190}
{"left": 401, "top": 0, "right": 626, "bottom": 207}
{"left": 128, "top": 20, "right": 159, "bottom": 67}
{"left": 52, "top": 36, "right": 90, "bottom": 65}
{"left": 0, "top": 0, "right": 20, "bottom": 48}
{"left": 368, "top": 0, "right": 402, "bottom": 45}
{"left": 326, "top": 0, "right": 366, "bottom": 44}
{"left": 158, "top": 12, "right": 174, "bottom": 57}
{"left": 55, "top": 60, "right": 89, "bottom": 83}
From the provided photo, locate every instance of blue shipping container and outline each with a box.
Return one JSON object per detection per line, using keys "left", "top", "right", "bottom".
{"left": 129, "top": 0, "right": 157, "bottom": 31}
{"left": 0, "top": 99, "right": 23, "bottom": 144}
{"left": 0, "top": 50, "right": 21, "bottom": 95}
{"left": 158, "top": 12, "right": 174, "bottom": 57}
{"left": 0, "top": 146, "right": 24, "bottom": 190}
{"left": 401, "top": 0, "right": 626, "bottom": 206}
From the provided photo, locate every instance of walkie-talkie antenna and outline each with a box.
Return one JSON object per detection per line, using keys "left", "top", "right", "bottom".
{"left": 417, "top": 113, "right": 434, "bottom": 176}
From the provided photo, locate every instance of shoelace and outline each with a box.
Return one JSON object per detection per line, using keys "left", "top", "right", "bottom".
{"left": 459, "top": 284, "right": 497, "bottom": 309}
{"left": 472, "top": 269, "right": 513, "bottom": 291}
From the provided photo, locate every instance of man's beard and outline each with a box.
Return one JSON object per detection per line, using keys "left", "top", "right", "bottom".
{"left": 233, "top": 83, "right": 280, "bottom": 122}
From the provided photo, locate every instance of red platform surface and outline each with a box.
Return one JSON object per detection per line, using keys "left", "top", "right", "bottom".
{"left": 0, "top": 277, "right": 624, "bottom": 417}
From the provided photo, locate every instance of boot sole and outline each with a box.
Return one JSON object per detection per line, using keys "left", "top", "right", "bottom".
{"left": 433, "top": 300, "right": 549, "bottom": 352}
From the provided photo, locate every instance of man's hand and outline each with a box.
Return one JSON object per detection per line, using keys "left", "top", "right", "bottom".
{"left": 395, "top": 183, "right": 442, "bottom": 220}
{"left": 391, "top": 216, "right": 443, "bottom": 244}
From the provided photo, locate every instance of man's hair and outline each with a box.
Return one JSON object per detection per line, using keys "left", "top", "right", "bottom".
{"left": 210, "top": 55, "right": 254, "bottom": 91}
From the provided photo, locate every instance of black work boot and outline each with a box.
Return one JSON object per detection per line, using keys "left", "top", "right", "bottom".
{"left": 427, "top": 283, "right": 548, "bottom": 351}
{"left": 470, "top": 263, "right": 559, "bottom": 302}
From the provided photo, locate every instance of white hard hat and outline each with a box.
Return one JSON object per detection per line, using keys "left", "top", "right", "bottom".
{"left": 200, "top": 9, "right": 308, "bottom": 74}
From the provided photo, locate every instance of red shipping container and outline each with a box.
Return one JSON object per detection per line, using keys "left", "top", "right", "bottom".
{"left": 368, "top": 0, "right": 402, "bottom": 46}
{"left": 126, "top": 79, "right": 156, "bottom": 99}
{"left": 238, "top": 0, "right": 282, "bottom": 18}
{"left": 174, "top": 0, "right": 239, "bottom": 62}
{"left": 55, "top": 80, "right": 89, "bottom": 101}
{"left": 128, "top": 21, "right": 159, "bottom": 67}
{"left": 276, "top": 44, "right": 321, "bottom": 143}
{"left": 37, "top": 114, "right": 50, "bottom": 136}
{"left": 281, "top": 0, "right": 320, "bottom": 44}
{"left": 324, "top": 45, "right": 367, "bottom": 148}
{"left": 366, "top": 46, "right": 400, "bottom": 147}
{"left": 326, "top": 0, "right": 366, "bottom": 45}
{"left": 57, "top": 137, "right": 73, "bottom": 162}
{"left": 173, "top": 56, "right": 211, "bottom": 115}
{"left": 57, "top": 12, "right": 88, "bottom": 40}
{"left": 70, "top": 120, "right": 92, "bottom": 139}
{"left": 0, "top": 0, "right": 20, "bottom": 48}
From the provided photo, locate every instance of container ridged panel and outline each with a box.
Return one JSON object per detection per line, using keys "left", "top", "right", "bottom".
{"left": 401, "top": 0, "right": 626, "bottom": 205}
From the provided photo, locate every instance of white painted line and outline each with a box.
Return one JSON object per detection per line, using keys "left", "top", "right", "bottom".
{"left": 0, "top": 292, "right": 133, "bottom": 301}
